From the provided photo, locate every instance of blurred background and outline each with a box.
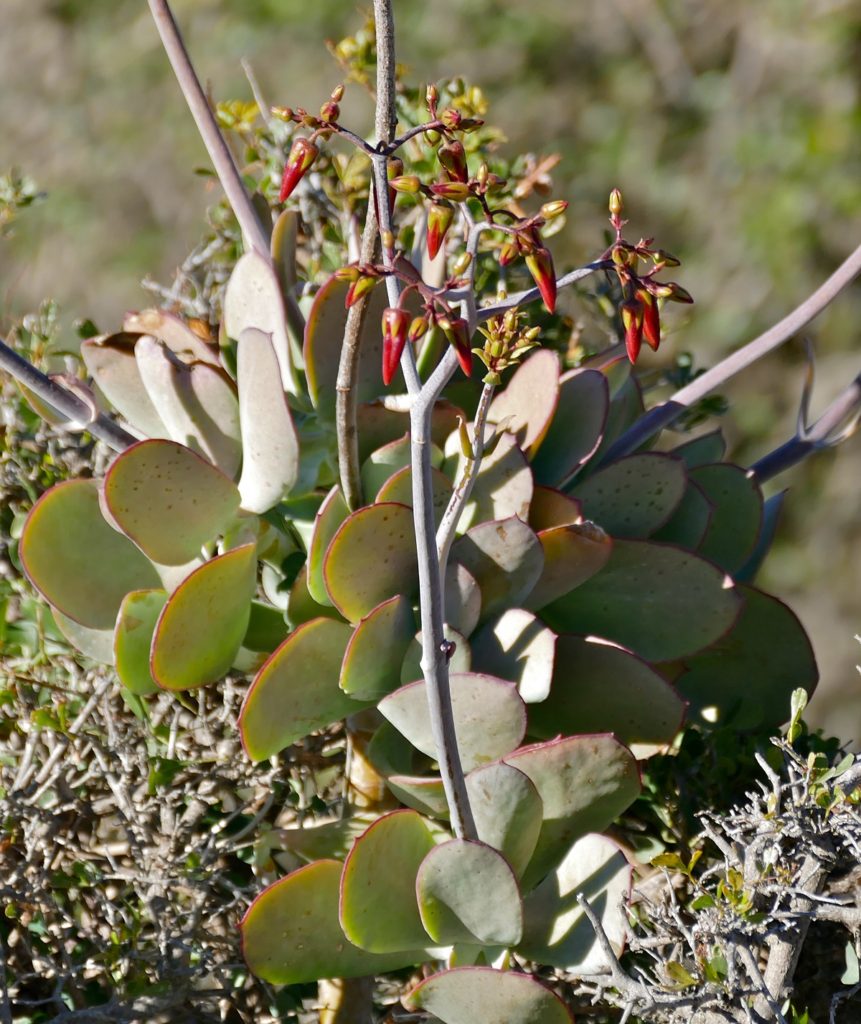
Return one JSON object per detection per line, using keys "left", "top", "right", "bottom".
{"left": 1, "top": 0, "right": 860, "bottom": 741}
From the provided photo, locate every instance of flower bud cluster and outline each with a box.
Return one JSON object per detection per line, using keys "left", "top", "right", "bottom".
{"left": 604, "top": 189, "right": 693, "bottom": 363}
{"left": 473, "top": 301, "right": 541, "bottom": 386}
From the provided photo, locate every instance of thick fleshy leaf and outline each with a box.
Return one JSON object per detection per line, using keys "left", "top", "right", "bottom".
{"left": 361, "top": 434, "right": 412, "bottom": 498}
{"left": 304, "top": 275, "right": 390, "bottom": 416}
{"left": 20, "top": 480, "right": 161, "bottom": 630}
{"left": 466, "top": 762, "right": 543, "bottom": 879}
{"left": 443, "top": 432, "right": 533, "bottom": 531}
{"left": 524, "top": 522, "right": 612, "bottom": 611}
{"left": 240, "top": 618, "right": 362, "bottom": 761}
{"left": 736, "top": 490, "right": 787, "bottom": 583}
{"left": 150, "top": 544, "right": 256, "bottom": 691}
{"left": 588, "top": 367, "right": 645, "bottom": 465}
{"left": 339, "top": 810, "right": 437, "bottom": 952}
{"left": 417, "top": 839, "right": 523, "bottom": 946}
{"left": 124, "top": 309, "right": 219, "bottom": 365}
{"left": 541, "top": 540, "right": 742, "bottom": 662}
{"left": 340, "top": 595, "right": 416, "bottom": 701}
{"left": 357, "top": 398, "right": 463, "bottom": 463}
{"left": 651, "top": 480, "right": 714, "bottom": 548}
{"left": 53, "top": 610, "right": 115, "bottom": 664}
{"left": 519, "top": 833, "right": 632, "bottom": 972}
{"left": 400, "top": 625, "right": 471, "bottom": 683}
{"left": 286, "top": 569, "right": 347, "bottom": 628}
{"left": 451, "top": 517, "right": 543, "bottom": 624}
{"left": 675, "top": 585, "right": 818, "bottom": 729}
{"left": 242, "top": 860, "right": 428, "bottom": 984}
{"left": 488, "top": 349, "right": 560, "bottom": 458}
{"left": 114, "top": 589, "right": 168, "bottom": 695}
{"left": 81, "top": 333, "right": 167, "bottom": 439}
{"left": 236, "top": 328, "right": 299, "bottom": 513}
{"left": 444, "top": 562, "right": 482, "bottom": 637}
{"left": 307, "top": 485, "right": 349, "bottom": 606}
{"left": 691, "top": 464, "right": 763, "bottom": 575}
{"left": 505, "top": 735, "right": 641, "bottom": 888}
{"left": 376, "top": 465, "right": 453, "bottom": 528}
{"left": 223, "top": 251, "right": 295, "bottom": 393}
{"left": 233, "top": 600, "right": 291, "bottom": 672}
{"left": 135, "top": 337, "right": 241, "bottom": 477}
{"left": 528, "top": 487, "right": 582, "bottom": 532}
{"left": 378, "top": 673, "right": 527, "bottom": 772}
{"left": 387, "top": 775, "right": 450, "bottom": 818}
{"left": 471, "top": 609, "right": 557, "bottom": 703}
{"left": 404, "top": 967, "right": 572, "bottom": 1024}
{"left": 323, "top": 503, "right": 418, "bottom": 622}
{"left": 673, "top": 429, "right": 726, "bottom": 468}
{"left": 570, "top": 453, "right": 687, "bottom": 539}
{"left": 271, "top": 208, "right": 299, "bottom": 304}
{"left": 270, "top": 812, "right": 379, "bottom": 866}
{"left": 102, "top": 440, "right": 240, "bottom": 565}
{"left": 530, "top": 369, "right": 609, "bottom": 486}
{"left": 529, "top": 636, "right": 685, "bottom": 746}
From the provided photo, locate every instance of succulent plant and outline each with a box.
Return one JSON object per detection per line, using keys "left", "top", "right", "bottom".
{"left": 8, "top": 2, "right": 857, "bottom": 1020}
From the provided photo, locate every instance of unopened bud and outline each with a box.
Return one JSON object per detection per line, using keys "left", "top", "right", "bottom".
{"left": 609, "top": 188, "right": 624, "bottom": 217}
{"left": 319, "top": 99, "right": 340, "bottom": 122}
{"left": 438, "top": 140, "right": 469, "bottom": 183}
{"left": 540, "top": 200, "right": 568, "bottom": 221}
{"left": 330, "top": 84, "right": 345, "bottom": 102}
{"left": 426, "top": 83, "right": 439, "bottom": 112}
{"left": 476, "top": 163, "right": 489, "bottom": 189}
{"left": 459, "top": 118, "right": 484, "bottom": 132}
{"left": 525, "top": 247, "right": 558, "bottom": 313}
{"left": 430, "top": 181, "right": 471, "bottom": 202}
{"left": 381, "top": 230, "right": 395, "bottom": 251}
{"left": 451, "top": 251, "right": 473, "bottom": 276}
{"left": 426, "top": 201, "right": 455, "bottom": 260}
{"left": 389, "top": 175, "right": 422, "bottom": 194}
{"left": 271, "top": 106, "right": 294, "bottom": 122}
{"left": 279, "top": 137, "right": 319, "bottom": 202}
{"left": 387, "top": 157, "right": 404, "bottom": 179}
{"left": 424, "top": 129, "right": 441, "bottom": 146}
{"left": 408, "top": 316, "right": 430, "bottom": 343}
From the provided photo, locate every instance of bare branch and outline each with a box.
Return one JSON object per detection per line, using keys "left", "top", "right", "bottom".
{"left": 147, "top": 0, "right": 270, "bottom": 258}
{"left": 0, "top": 338, "right": 135, "bottom": 452}
{"left": 436, "top": 382, "right": 495, "bottom": 573}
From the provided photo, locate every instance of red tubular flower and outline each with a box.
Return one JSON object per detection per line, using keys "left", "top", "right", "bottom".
{"left": 279, "top": 137, "right": 319, "bottom": 202}
{"left": 621, "top": 298, "right": 645, "bottom": 363}
{"left": 498, "top": 239, "right": 519, "bottom": 266}
{"left": 429, "top": 181, "right": 471, "bottom": 202}
{"left": 439, "top": 316, "right": 473, "bottom": 377}
{"left": 525, "top": 247, "right": 557, "bottom": 313}
{"left": 637, "top": 289, "right": 661, "bottom": 351}
{"left": 427, "top": 201, "right": 455, "bottom": 260}
{"left": 381, "top": 308, "right": 411, "bottom": 386}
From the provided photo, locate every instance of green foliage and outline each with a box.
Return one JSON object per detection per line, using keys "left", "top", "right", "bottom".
{"left": 6, "top": 11, "right": 852, "bottom": 1020}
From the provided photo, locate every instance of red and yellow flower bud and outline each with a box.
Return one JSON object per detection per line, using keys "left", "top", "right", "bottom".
{"left": 345, "top": 274, "right": 378, "bottom": 309}
{"left": 438, "top": 140, "right": 469, "bottom": 183}
{"left": 279, "top": 137, "right": 319, "bottom": 202}
{"left": 637, "top": 288, "right": 661, "bottom": 351}
{"left": 408, "top": 316, "right": 430, "bottom": 343}
{"left": 389, "top": 175, "right": 422, "bottom": 194}
{"left": 430, "top": 181, "right": 471, "bottom": 202}
{"left": 381, "top": 307, "right": 411, "bottom": 386}
{"left": 438, "top": 316, "right": 473, "bottom": 376}
{"left": 427, "top": 201, "right": 455, "bottom": 260}
{"left": 664, "top": 281, "right": 694, "bottom": 304}
{"left": 525, "top": 247, "right": 557, "bottom": 313}
{"left": 319, "top": 99, "right": 340, "bottom": 122}
{"left": 333, "top": 265, "right": 360, "bottom": 282}
{"left": 621, "top": 298, "right": 645, "bottom": 363}
{"left": 498, "top": 239, "right": 519, "bottom": 266}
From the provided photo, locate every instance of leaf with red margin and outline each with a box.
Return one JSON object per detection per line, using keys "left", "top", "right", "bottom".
{"left": 241, "top": 859, "right": 429, "bottom": 984}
